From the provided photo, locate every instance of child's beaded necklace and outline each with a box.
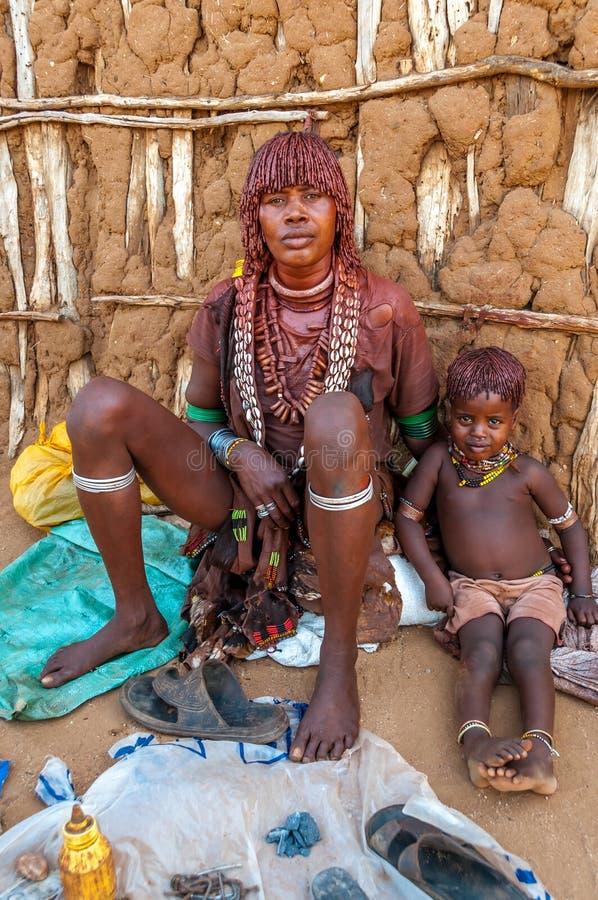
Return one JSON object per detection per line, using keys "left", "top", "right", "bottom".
{"left": 449, "top": 439, "right": 519, "bottom": 488}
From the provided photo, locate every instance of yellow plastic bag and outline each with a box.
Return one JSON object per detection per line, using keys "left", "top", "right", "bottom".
{"left": 10, "top": 422, "right": 161, "bottom": 530}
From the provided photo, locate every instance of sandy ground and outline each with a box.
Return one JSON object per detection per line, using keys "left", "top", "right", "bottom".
{"left": 0, "top": 452, "right": 596, "bottom": 899}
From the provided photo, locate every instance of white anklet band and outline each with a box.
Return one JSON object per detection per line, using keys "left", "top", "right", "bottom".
{"left": 72, "top": 466, "right": 136, "bottom": 493}
{"left": 308, "top": 476, "right": 373, "bottom": 511}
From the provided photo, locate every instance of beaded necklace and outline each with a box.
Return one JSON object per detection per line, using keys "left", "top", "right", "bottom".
{"left": 449, "top": 439, "right": 519, "bottom": 488}
{"left": 233, "top": 260, "right": 361, "bottom": 446}
{"left": 255, "top": 284, "right": 331, "bottom": 424}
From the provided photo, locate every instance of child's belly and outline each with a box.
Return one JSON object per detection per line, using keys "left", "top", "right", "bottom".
{"left": 437, "top": 491, "right": 549, "bottom": 581}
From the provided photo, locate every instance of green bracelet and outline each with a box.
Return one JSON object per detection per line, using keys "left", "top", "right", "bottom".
{"left": 395, "top": 403, "right": 438, "bottom": 439}
{"left": 186, "top": 403, "right": 227, "bottom": 423}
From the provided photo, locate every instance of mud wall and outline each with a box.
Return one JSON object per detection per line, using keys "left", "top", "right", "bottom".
{"left": 0, "top": 0, "right": 597, "bottom": 550}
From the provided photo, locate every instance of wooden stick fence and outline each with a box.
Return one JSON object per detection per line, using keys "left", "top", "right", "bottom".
{"left": 0, "top": 310, "right": 66, "bottom": 321}
{"left": 1, "top": 57, "right": 596, "bottom": 115}
{"left": 90, "top": 294, "right": 598, "bottom": 337}
{"left": 0, "top": 109, "right": 330, "bottom": 133}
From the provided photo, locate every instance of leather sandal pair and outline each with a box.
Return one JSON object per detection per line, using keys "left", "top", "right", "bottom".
{"left": 120, "top": 659, "right": 289, "bottom": 744}
{"left": 366, "top": 805, "right": 529, "bottom": 899}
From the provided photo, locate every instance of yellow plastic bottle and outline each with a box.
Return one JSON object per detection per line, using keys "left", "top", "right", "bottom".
{"left": 58, "top": 803, "right": 117, "bottom": 900}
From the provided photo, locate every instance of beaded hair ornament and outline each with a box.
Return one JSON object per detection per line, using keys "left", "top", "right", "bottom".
{"left": 233, "top": 130, "right": 363, "bottom": 446}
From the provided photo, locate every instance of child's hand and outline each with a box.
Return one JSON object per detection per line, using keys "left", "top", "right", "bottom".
{"left": 424, "top": 573, "right": 454, "bottom": 617}
{"left": 568, "top": 594, "right": 598, "bottom": 627}
{"left": 543, "top": 540, "right": 573, "bottom": 585}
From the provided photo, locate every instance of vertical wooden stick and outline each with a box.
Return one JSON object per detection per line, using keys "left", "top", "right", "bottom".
{"left": 172, "top": 113, "right": 194, "bottom": 280}
{"left": 8, "top": 364, "right": 25, "bottom": 458}
{"left": 68, "top": 355, "right": 93, "bottom": 401}
{"left": 8, "top": 0, "right": 35, "bottom": 98}
{"left": 447, "top": 1, "right": 476, "bottom": 66}
{"left": 563, "top": 97, "right": 598, "bottom": 270}
{"left": 416, "top": 142, "right": 462, "bottom": 286}
{"left": 145, "top": 131, "right": 166, "bottom": 285}
{"left": 94, "top": 48, "right": 104, "bottom": 93}
{"left": 120, "top": 0, "right": 131, "bottom": 29}
{"left": 354, "top": 134, "right": 366, "bottom": 252}
{"left": 33, "top": 370, "right": 49, "bottom": 424}
{"left": 408, "top": 0, "right": 449, "bottom": 73}
{"left": 173, "top": 356, "right": 193, "bottom": 419}
{"left": 466, "top": 128, "right": 482, "bottom": 232}
{"left": 0, "top": 136, "right": 28, "bottom": 371}
{"left": 356, "top": 0, "right": 382, "bottom": 85}
{"left": 572, "top": 377, "right": 598, "bottom": 563}
{"left": 126, "top": 130, "right": 147, "bottom": 255}
{"left": 487, "top": 0, "right": 504, "bottom": 34}
{"left": 354, "top": 0, "right": 382, "bottom": 250}
{"left": 42, "top": 123, "right": 78, "bottom": 313}
{"left": 9, "top": 0, "right": 54, "bottom": 310}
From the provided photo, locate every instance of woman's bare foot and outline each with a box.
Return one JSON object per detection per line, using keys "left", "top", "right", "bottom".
{"left": 462, "top": 732, "right": 531, "bottom": 788}
{"left": 39, "top": 607, "right": 168, "bottom": 688}
{"left": 487, "top": 738, "right": 557, "bottom": 795}
{"left": 289, "top": 648, "right": 359, "bottom": 763}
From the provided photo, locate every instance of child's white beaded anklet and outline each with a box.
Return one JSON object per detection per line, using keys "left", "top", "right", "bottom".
{"left": 521, "top": 730, "right": 560, "bottom": 759}
{"left": 457, "top": 720, "right": 491, "bottom": 744}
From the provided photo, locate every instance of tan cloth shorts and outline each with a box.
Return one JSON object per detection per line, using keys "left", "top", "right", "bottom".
{"left": 445, "top": 571, "right": 566, "bottom": 642}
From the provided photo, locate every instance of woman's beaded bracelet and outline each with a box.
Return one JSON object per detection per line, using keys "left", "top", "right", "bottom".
{"left": 224, "top": 437, "right": 249, "bottom": 468}
{"left": 208, "top": 428, "right": 239, "bottom": 469}
{"left": 569, "top": 593, "right": 597, "bottom": 601}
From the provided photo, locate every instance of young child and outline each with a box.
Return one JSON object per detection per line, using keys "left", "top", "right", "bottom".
{"left": 395, "top": 346, "right": 597, "bottom": 795}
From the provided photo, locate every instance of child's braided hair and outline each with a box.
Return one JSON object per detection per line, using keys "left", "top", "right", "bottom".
{"left": 446, "top": 346, "right": 526, "bottom": 409}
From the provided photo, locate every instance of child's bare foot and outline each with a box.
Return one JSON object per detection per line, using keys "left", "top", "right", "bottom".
{"left": 487, "top": 738, "right": 557, "bottom": 795}
{"left": 289, "top": 648, "right": 359, "bottom": 763}
{"left": 40, "top": 608, "right": 169, "bottom": 688}
{"left": 462, "top": 732, "right": 530, "bottom": 788}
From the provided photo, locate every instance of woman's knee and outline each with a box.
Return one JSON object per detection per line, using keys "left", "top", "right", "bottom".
{"left": 304, "top": 391, "right": 368, "bottom": 453}
{"left": 66, "top": 376, "right": 135, "bottom": 442}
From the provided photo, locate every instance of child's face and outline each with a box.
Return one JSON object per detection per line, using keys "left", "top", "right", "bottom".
{"left": 448, "top": 392, "right": 519, "bottom": 460}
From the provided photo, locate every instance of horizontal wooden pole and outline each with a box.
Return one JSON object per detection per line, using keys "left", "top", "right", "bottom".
{"left": 0, "top": 108, "right": 329, "bottom": 133}
{"left": 0, "top": 309, "right": 65, "bottom": 321}
{"left": 92, "top": 294, "right": 598, "bottom": 335}
{"left": 0, "top": 57, "right": 596, "bottom": 116}
{"left": 415, "top": 301, "right": 598, "bottom": 336}
{"left": 92, "top": 295, "right": 200, "bottom": 309}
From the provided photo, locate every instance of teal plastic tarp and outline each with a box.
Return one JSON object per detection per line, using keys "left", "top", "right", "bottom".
{"left": 0, "top": 517, "right": 193, "bottom": 720}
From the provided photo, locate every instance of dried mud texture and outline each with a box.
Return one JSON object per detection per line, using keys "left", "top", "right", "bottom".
{"left": 0, "top": 0, "right": 596, "bottom": 527}
{"left": 569, "top": 0, "right": 598, "bottom": 67}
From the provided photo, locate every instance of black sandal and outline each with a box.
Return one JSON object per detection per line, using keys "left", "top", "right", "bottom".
{"left": 120, "top": 660, "right": 289, "bottom": 743}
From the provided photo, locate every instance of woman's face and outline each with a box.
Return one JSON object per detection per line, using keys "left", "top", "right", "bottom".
{"left": 258, "top": 185, "right": 337, "bottom": 274}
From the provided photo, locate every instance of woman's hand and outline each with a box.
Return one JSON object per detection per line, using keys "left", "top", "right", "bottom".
{"left": 227, "top": 441, "right": 300, "bottom": 528}
{"left": 424, "top": 571, "right": 454, "bottom": 617}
